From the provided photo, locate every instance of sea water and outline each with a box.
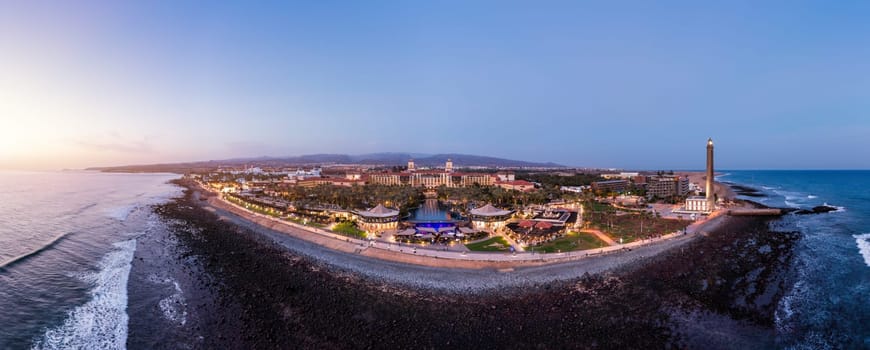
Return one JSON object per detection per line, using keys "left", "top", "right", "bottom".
{"left": 0, "top": 171, "right": 181, "bottom": 349}
{"left": 1, "top": 170, "right": 868, "bottom": 348}
{"left": 720, "top": 170, "right": 870, "bottom": 348}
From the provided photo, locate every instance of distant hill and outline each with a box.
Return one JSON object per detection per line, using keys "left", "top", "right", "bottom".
{"left": 87, "top": 153, "right": 565, "bottom": 173}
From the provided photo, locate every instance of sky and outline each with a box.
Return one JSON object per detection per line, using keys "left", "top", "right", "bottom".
{"left": 1, "top": 1, "right": 869, "bottom": 170}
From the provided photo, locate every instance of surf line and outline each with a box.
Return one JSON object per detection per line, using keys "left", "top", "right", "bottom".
{"left": 0, "top": 232, "right": 72, "bottom": 270}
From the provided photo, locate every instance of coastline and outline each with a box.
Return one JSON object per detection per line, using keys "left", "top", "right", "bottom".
{"left": 197, "top": 180, "right": 722, "bottom": 271}
{"left": 145, "top": 179, "right": 799, "bottom": 348}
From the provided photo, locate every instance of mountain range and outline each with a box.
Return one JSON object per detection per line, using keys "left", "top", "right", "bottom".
{"left": 88, "top": 153, "right": 566, "bottom": 173}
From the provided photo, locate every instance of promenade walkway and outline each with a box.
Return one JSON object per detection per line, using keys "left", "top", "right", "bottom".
{"left": 196, "top": 183, "right": 725, "bottom": 269}
{"left": 580, "top": 229, "right": 618, "bottom": 246}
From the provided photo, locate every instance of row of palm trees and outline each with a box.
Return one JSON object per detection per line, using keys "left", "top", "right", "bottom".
{"left": 278, "top": 184, "right": 424, "bottom": 216}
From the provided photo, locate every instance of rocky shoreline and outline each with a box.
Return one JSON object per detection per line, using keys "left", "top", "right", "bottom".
{"left": 151, "top": 181, "right": 800, "bottom": 349}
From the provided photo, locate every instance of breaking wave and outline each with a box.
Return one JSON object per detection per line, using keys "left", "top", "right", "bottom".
{"left": 854, "top": 233, "right": 870, "bottom": 268}
{"left": 32, "top": 239, "right": 137, "bottom": 350}
{"left": 105, "top": 205, "right": 137, "bottom": 221}
{"left": 0, "top": 232, "right": 71, "bottom": 270}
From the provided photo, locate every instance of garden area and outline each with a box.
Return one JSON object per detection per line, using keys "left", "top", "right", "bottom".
{"left": 585, "top": 205, "right": 691, "bottom": 243}
{"left": 465, "top": 236, "right": 512, "bottom": 252}
{"left": 527, "top": 231, "right": 607, "bottom": 253}
{"left": 331, "top": 221, "right": 367, "bottom": 238}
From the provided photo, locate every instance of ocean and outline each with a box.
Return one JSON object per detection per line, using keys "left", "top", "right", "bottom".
{"left": 719, "top": 170, "right": 870, "bottom": 348}
{"left": 0, "top": 170, "right": 867, "bottom": 348}
{"left": 0, "top": 171, "right": 182, "bottom": 349}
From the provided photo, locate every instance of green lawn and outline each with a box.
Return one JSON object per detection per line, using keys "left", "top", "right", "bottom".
{"left": 331, "top": 221, "right": 367, "bottom": 238}
{"left": 589, "top": 212, "right": 690, "bottom": 243}
{"left": 465, "top": 236, "right": 512, "bottom": 252}
{"left": 529, "top": 231, "right": 607, "bottom": 253}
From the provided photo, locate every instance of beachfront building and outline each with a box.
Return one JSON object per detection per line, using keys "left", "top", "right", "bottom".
{"left": 646, "top": 176, "right": 690, "bottom": 198}
{"left": 684, "top": 196, "right": 710, "bottom": 213}
{"left": 470, "top": 204, "right": 514, "bottom": 232}
{"left": 366, "top": 159, "right": 499, "bottom": 188}
{"left": 354, "top": 204, "right": 400, "bottom": 233}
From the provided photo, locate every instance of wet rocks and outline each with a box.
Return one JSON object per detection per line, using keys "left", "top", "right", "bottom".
{"left": 794, "top": 205, "right": 839, "bottom": 215}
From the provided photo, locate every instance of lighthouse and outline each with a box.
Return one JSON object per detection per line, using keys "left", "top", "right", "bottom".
{"left": 706, "top": 138, "right": 715, "bottom": 211}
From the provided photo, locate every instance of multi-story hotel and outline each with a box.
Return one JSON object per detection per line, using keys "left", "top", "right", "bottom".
{"left": 646, "top": 175, "right": 690, "bottom": 198}
{"left": 367, "top": 159, "right": 499, "bottom": 188}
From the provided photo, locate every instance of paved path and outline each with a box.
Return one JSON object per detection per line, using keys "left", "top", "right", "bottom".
{"left": 580, "top": 229, "right": 618, "bottom": 246}
{"left": 203, "top": 195, "right": 722, "bottom": 292}
{"left": 200, "top": 187, "right": 725, "bottom": 267}
{"left": 499, "top": 232, "right": 525, "bottom": 252}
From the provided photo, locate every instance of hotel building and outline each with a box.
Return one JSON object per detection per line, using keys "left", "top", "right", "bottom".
{"left": 367, "top": 159, "right": 499, "bottom": 188}
{"left": 646, "top": 176, "right": 690, "bottom": 198}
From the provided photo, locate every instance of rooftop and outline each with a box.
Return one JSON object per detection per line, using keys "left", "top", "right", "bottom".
{"left": 470, "top": 204, "right": 512, "bottom": 217}
{"left": 356, "top": 204, "right": 400, "bottom": 218}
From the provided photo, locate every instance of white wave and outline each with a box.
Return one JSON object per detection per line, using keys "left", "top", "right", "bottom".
{"left": 33, "top": 239, "right": 137, "bottom": 350}
{"left": 821, "top": 202, "right": 846, "bottom": 212}
{"left": 853, "top": 233, "right": 870, "bottom": 267}
{"left": 784, "top": 200, "right": 799, "bottom": 208}
{"left": 158, "top": 281, "right": 188, "bottom": 326}
{"left": 807, "top": 195, "right": 818, "bottom": 199}
{"left": 105, "top": 205, "right": 137, "bottom": 221}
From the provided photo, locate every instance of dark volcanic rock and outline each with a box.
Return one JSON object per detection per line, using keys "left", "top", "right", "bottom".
{"left": 151, "top": 179, "right": 800, "bottom": 349}
{"left": 794, "top": 205, "right": 839, "bottom": 215}
{"left": 728, "top": 184, "right": 766, "bottom": 198}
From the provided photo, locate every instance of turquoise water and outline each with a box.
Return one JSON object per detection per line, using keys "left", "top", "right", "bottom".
{"left": 720, "top": 170, "right": 870, "bottom": 348}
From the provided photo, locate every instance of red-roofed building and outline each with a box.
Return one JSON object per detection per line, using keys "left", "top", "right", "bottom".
{"left": 366, "top": 159, "right": 498, "bottom": 188}
{"left": 495, "top": 180, "right": 535, "bottom": 192}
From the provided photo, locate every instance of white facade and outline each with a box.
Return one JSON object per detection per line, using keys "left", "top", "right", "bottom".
{"left": 684, "top": 196, "right": 710, "bottom": 212}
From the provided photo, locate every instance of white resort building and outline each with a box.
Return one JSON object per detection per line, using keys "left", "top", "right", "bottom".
{"left": 684, "top": 196, "right": 710, "bottom": 213}
{"left": 354, "top": 205, "right": 400, "bottom": 233}
{"left": 470, "top": 204, "right": 513, "bottom": 232}
{"left": 366, "top": 159, "right": 500, "bottom": 188}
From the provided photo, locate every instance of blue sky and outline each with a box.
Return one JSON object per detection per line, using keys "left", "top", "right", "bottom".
{"left": 1, "top": 1, "right": 869, "bottom": 170}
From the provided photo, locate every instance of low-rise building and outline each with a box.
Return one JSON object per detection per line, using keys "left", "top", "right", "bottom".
{"left": 354, "top": 204, "right": 400, "bottom": 233}
{"left": 684, "top": 196, "right": 710, "bottom": 212}
{"left": 495, "top": 180, "right": 535, "bottom": 192}
{"left": 470, "top": 204, "right": 513, "bottom": 232}
{"left": 591, "top": 180, "right": 629, "bottom": 193}
{"left": 297, "top": 178, "right": 363, "bottom": 187}
{"left": 601, "top": 172, "right": 639, "bottom": 180}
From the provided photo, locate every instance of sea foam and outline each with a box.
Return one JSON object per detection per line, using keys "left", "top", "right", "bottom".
{"left": 32, "top": 239, "right": 137, "bottom": 350}
{"left": 105, "top": 205, "right": 137, "bottom": 221}
{"left": 854, "top": 233, "right": 870, "bottom": 267}
{"left": 158, "top": 281, "right": 188, "bottom": 326}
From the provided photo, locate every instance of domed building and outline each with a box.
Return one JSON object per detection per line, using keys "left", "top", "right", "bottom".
{"left": 354, "top": 204, "right": 400, "bottom": 233}
{"left": 470, "top": 204, "right": 513, "bottom": 232}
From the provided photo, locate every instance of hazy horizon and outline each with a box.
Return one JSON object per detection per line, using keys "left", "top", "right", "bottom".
{"left": 2, "top": 2, "right": 869, "bottom": 171}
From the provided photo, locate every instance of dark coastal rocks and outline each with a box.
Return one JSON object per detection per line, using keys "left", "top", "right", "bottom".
{"left": 727, "top": 183, "right": 767, "bottom": 198}
{"left": 151, "top": 179, "right": 800, "bottom": 349}
{"left": 794, "top": 205, "right": 839, "bottom": 215}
